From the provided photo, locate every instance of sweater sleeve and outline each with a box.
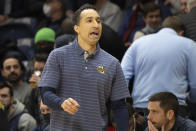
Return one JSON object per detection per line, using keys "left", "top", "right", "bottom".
{"left": 111, "top": 99, "right": 129, "bottom": 131}
{"left": 40, "top": 87, "right": 65, "bottom": 111}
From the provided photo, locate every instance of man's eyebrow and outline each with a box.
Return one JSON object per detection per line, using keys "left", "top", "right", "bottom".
{"left": 85, "top": 16, "right": 101, "bottom": 19}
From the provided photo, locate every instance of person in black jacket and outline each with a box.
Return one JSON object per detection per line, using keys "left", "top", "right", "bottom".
{"left": 0, "top": 101, "right": 10, "bottom": 131}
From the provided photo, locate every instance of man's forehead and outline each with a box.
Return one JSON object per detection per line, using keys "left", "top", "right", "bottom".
{"left": 4, "top": 58, "right": 19, "bottom": 64}
{"left": 0, "top": 87, "right": 9, "bottom": 93}
{"left": 80, "top": 9, "right": 100, "bottom": 19}
{"left": 148, "top": 101, "right": 161, "bottom": 109}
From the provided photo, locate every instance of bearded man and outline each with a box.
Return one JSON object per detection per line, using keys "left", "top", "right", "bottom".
{"left": 1, "top": 51, "right": 32, "bottom": 108}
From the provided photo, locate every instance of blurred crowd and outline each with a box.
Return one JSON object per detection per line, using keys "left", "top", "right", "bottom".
{"left": 0, "top": 0, "right": 196, "bottom": 131}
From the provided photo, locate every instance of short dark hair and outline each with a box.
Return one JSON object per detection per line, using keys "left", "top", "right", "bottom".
{"left": 0, "top": 52, "right": 25, "bottom": 72}
{"left": 72, "top": 4, "right": 97, "bottom": 26}
{"left": 149, "top": 92, "right": 179, "bottom": 117}
{"left": 162, "top": 16, "right": 185, "bottom": 32}
{"left": 0, "top": 82, "right": 13, "bottom": 97}
{"left": 141, "top": 2, "right": 161, "bottom": 17}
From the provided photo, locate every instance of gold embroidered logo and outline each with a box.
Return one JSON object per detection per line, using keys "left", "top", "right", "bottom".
{"left": 97, "top": 65, "right": 106, "bottom": 74}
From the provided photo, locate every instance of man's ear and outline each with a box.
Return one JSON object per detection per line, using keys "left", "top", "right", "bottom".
{"left": 1, "top": 69, "right": 5, "bottom": 77}
{"left": 167, "top": 110, "right": 174, "bottom": 120}
{"left": 74, "top": 25, "right": 79, "bottom": 34}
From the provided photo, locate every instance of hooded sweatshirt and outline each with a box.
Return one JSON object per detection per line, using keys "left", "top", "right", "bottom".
{"left": 8, "top": 99, "right": 37, "bottom": 131}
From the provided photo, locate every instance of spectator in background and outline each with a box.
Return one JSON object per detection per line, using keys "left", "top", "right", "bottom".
{"left": 99, "top": 23, "right": 126, "bottom": 61}
{"left": 95, "top": 0, "right": 123, "bottom": 32}
{"left": 57, "top": 16, "right": 75, "bottom": 36}
{"left": 0, "top": 52, "right": 32, "bottom": 109}
{"left": 0, "top": 82, "right": 36, "bottom": 131}
{"left": 32, "top": 100, "right": 51, "bottom": 131}
{"left": 26, "top": 0, "right": 45, "bottom": 23}
{"left": 54, "top": 15, "right": 76, "bottom": 48}
{"left": 146, "top": 92, "right": 196, "bottom": 131}
{"left": 118, "top": 0, "right": 172, "bottom": 47}
{"left": 38, "top": 0, "right": 66, "bottom": 33}
{"left": 163, "top": 0, "right": 181, "bottom": 15}
{"left": 34, "top": 27, "right": 55, "bottom": 55}
{"left": 180, "top": 0, "right": 188, "bottom": 14}
{"left": 180, "top": 0, "right": 196, "bottom": 42}
{"left": 121, "top": 16, "right": 196, "bottom": 119}
{"left": 133, "top": 2, "right": 162, "bottom": 41}
{"left": 28, "top": 53, "right": 48, "bottom": 124}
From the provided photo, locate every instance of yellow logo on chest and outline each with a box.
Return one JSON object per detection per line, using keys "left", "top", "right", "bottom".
{"left": 97, "top": 65, "right": 106, "bottom": 74}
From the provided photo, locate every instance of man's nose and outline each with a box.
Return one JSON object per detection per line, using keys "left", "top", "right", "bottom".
{"left": 10, "top": 67, "right": 16, "bottom": 72}
{"left": 147, "top": 112, "right": 151, "bottom": 120}
{"left": 93, "top": 20, "right": 99, "bottom": 27}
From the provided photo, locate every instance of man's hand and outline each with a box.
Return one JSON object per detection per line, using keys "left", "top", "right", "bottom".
{"left": 61, "top": 98, "right": 80, "bottom": 115}
{"left": 29, "top": 74, "right": 41, "bottom": 88}
{"left": 148, "top": 120, "right": 159, "bottom": 131}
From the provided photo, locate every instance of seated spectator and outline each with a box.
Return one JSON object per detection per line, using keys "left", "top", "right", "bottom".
{"left": 146, "top": 92, "right": 196, "bottom": 131}
{"left": 0, "top": 82, "right": 36, "bottom": 131}
{"left": 28, "top": 53, "right": 48, "bottom": 124}
{"left": 133, "top": 2, "right": 162, "bottom": 41}
{"left": 38, "top": 0, "right": 66, "bottom": 33}
{"left": 118, "top": 0, "right": 172, "bottom": 47}
{"left": 32, "top": 100, "right": 51, "bottom": 131}
{"left": 34, "top": 27, "right": 55, "bottom": 55}
{"left": 0, "top": 51, "right": 32, "bottom": 109}
{"left": 180, "top": 0, "right": 188, "bottom": 14}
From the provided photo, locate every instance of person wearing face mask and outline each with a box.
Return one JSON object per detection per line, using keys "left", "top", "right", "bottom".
{"left": 34, "top": 27, "right": 55, "bottom": 55}
{"left": 38, "top": 0, "right": 66, "bottom": 33}
{"left": 133, "top": 2, "right": 162, "bottom": 41}
{"left": 32, "top": 100, "right": 51, "bottom": 131}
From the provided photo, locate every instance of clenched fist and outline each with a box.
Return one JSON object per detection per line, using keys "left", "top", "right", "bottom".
{"left": 61, "top": 98, "right": 80, "bottom": 115}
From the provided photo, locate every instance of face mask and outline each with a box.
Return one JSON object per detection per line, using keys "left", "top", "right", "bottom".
{"left": 43, "top": 114, "right": 50, "bottom": 124}
{"left": 35, "top": 46, "right": 54, "bottom": 54}
{"left": 43, "top": 4, "right": 52, "bottom": 17}
{"left": 145, "top": 24, "right": 160, "bottom": 34}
